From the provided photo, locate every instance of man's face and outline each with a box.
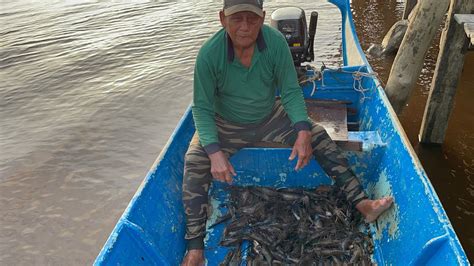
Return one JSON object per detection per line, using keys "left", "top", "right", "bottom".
{"left": 220, "top": 11, "right": 265, "bottom": 50}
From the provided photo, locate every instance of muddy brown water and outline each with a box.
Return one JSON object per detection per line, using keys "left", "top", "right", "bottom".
{"left": 0, "top": 0, "right": 472, "bottom": 264}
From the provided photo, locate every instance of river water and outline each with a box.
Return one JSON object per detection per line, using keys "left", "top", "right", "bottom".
{"left": 0, "top": 0, "right": 472, "bottom": 264}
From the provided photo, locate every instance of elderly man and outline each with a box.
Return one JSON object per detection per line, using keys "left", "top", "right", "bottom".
{"left": 181, "top": 0, "right": 393, "bottom": 264}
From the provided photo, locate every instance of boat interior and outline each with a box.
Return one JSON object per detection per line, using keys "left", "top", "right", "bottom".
{"left": 203, "top": 65, "right": 387, "bottom": 263}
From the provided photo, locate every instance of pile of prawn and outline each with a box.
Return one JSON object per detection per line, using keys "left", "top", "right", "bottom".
{"left": 214, "top": 186, "right": 375, "bottom": 265}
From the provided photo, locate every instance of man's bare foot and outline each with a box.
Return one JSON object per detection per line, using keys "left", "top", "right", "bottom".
{"left": 181, "top": 249, "right": 205, "bottom": 266}
{"left": 355, "top": 197, "right": 394, "bottom": 222}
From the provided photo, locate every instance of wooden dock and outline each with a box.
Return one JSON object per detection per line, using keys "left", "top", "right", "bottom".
{"left": 454, "top": 14, "right": 474, "bottom": 47}
{"left": 419, "top": 1, "right": 472, "bottom": 144}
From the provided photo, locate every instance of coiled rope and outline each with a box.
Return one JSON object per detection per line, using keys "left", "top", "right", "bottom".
{"left": 299, "top": 63, "right": 384, "bottom": 102}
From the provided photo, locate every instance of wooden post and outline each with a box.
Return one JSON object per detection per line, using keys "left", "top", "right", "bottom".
{"left": 419, "top": 0, "right": 472, "bottom": 144}
{"left": 402, "top": 0, "right": 418, "bottom": 20}
{"left": 384, "top": 0, "right": 449, "bottom": 114}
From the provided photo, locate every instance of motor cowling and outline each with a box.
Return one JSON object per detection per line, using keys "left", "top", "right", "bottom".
{"left": 270, "top": 7, "right": 318, "bottom": 67}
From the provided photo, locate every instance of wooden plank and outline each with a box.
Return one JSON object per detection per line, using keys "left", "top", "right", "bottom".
{"left": 465, "top": 23, "right": 474, "bottom": 35}
{"left": 306, "top": 102, "right": 348, "bottom": 141}
{"left": 465, "top": 23, "right": 474, "bottom": 44}
{"left": 253, "top": 99, "right": 363, "bottom": 150}
{"left": 454, "top": 14, "right": 474, "bottom": 45}
{"left": 419, "top": 0, "right": 472, "bottom": 144}
{"left": 454, "top": 14, "right": 474, "bottom": 24}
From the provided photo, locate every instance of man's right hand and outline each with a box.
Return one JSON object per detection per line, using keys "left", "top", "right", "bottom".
{"left": 208, "top": 151, "right": 236, "bottom": 184}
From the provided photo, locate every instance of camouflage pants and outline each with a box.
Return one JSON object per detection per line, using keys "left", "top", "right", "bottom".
{"left": 182, "top": 101, "right": 367, "bottom": 249}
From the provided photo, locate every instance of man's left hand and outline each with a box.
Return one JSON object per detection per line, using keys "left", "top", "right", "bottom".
{"left": 289, "top": 130, "right": 312, "bottom": 171}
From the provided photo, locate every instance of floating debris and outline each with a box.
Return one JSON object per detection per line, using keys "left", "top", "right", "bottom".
{"left": 216, "top": 186, "right": 375, "bottom": 265}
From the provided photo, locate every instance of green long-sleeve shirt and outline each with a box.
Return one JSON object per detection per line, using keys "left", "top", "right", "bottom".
{"left": 193, "top": 24, "right": 309, "bottom": 152}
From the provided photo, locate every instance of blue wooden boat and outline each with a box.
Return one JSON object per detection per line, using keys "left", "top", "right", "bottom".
{"left": 94, "top": 0, "right": 469, "bottom": 265}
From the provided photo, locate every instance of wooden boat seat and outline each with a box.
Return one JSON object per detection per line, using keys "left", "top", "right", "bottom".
{"left": 254, "top": 99, "right": 363, "bottom": 151}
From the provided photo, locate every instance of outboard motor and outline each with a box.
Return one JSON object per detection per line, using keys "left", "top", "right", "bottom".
{"left": 270, "top": 7, "right": 318, "bottom": 76}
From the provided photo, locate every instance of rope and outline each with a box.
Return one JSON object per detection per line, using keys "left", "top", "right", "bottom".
{"left": 300, "top": 63, "right": 384, "bottom": 102}
{"left": 298, "top": 65, "right": 321, "bottom": 96}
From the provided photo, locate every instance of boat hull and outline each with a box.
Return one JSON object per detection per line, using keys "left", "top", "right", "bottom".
{"left": 94, "top": 0, "right": 468, "bottom": 265}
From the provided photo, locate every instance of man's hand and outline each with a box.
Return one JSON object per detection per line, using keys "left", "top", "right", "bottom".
{"left": 209, "top": 151, "right": 236, "bottom": 184}
{"left": 289, "top": 130, "right": 312, "bottom": 171}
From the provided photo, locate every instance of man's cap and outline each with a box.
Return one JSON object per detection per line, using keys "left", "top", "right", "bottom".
{"left": 223, "top": 0, "right": 264, "bottom": 17}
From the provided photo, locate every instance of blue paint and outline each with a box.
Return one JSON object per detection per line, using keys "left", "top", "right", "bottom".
{"left": 94, "top": 0, "right": 468, "bottom": 265}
